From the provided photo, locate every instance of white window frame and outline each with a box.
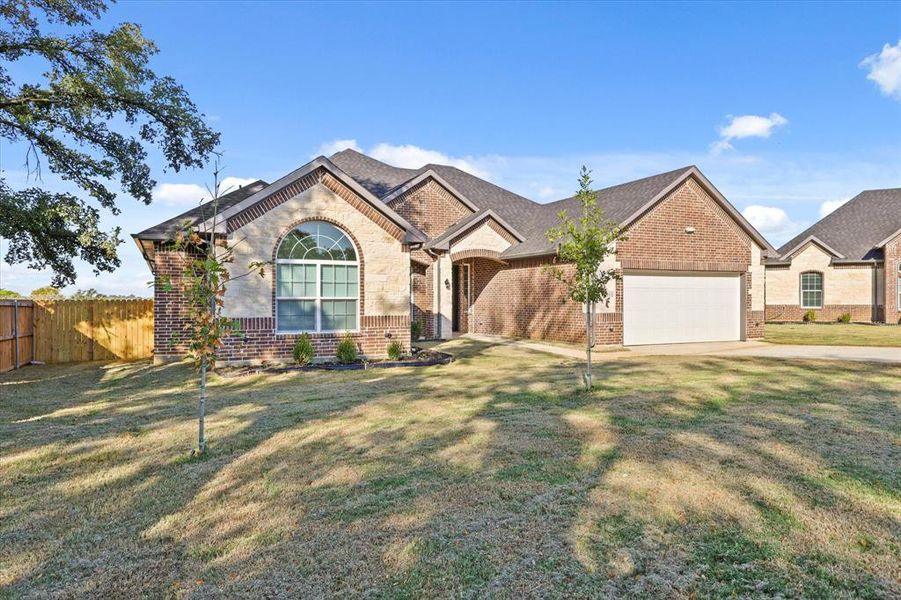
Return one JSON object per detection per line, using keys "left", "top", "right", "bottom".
{"left": 799, "top": 271, "right": 824, "bottom": 309}
{"left": 275, "top": 225, "right": 360, "bottom": 334}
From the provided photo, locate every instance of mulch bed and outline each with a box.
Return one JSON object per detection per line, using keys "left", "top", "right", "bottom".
{"left": 218, "top": 349, "right": 453, "bottom": 377}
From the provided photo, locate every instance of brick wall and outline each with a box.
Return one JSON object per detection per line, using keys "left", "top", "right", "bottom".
{"left": 411, "top": 257, "right": 435, "bottom": 339}
{"left": 468, "top": 178, "right": 761, "bottom": 345}
{"left": 470, "top": 257, "right": 622, "bottom": 345}
{"left": 388, "top": 179, "right": 473, "bottom": 238}
{"left": 218, "top": 315, "right": 409, "bottom": 364}
{"left": 746, "top": 272, "right": 765, "bottom": 339}
{"left": 765, "top": 304, "right": 879, "bottom": 323}
{"left": 153, "top": 247, "right": 197, "bottom": 360}
{"left": 617, "top": 178, "right": 752, "bottom": 269}
{"left": 884, "top": 235, "right": 900, "bottom": 324}
{"left": 153, "top": 240, "right": 411, "bottom": 364}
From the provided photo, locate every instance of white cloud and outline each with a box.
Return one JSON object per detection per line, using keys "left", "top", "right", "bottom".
{"left": 316, "top": 138, "right": 362, "bottom": 156}
{"left": 741, "top": 205, "right": 805, "bottom": 241}
{"left": 314, "top": 139, "right": 486, "bottom": 177}
{"left": 369, "top": 143, "right": 486, "bottom": 177}
{"left": 218, "top": 177, "right": 259, "bottom": 195}
{"left": 711, "top": 113, "right": 788, "bottom": 153}
{"left": 819, "top": 198, "right": 849, "bottom": 218}
{"left": 860, "top": 40, "right": 901, "bottom": 100}
{"left": 153, "top": 177, "right": 258, "bottom": 206}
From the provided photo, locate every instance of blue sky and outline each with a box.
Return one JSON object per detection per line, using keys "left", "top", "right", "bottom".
{"left": 2, "top": 1, "right": 900, "bottom": 296}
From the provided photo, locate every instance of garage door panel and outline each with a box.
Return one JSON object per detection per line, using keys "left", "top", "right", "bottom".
{"left": 623, "top": 274, "right": 740, "bottom": 345}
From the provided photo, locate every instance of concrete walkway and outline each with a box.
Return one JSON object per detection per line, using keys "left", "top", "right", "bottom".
{"left": 465, "top": 334, "right": 901, "bottom": 364}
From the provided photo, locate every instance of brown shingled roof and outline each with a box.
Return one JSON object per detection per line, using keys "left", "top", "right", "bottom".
{"left": 777, "top": 188, "right": 901, "bottom": 262}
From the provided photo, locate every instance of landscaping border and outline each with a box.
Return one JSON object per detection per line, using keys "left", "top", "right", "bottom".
{"left": 219, "top": 349, "right": 453, "bottom": 377}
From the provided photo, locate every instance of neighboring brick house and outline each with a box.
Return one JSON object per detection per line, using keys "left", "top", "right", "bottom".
{"left": 764, "top": 189, "right": 901, "bottom": 324}
{"left": 134, "top": 150, "right": 774, "bottom": 363}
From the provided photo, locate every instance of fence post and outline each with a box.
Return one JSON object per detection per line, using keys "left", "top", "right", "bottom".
{"left": 13, "top": 300, "right": 20, "bottom": 369}
{"left": 89, "top": 301, "right": 95, "bottom": 361}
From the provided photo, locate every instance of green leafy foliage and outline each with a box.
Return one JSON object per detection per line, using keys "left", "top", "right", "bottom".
{"left": 336, "top": 334, "right": 358, "bottom": 364}
{"left": 411, "top": 320, "right": 424, "bottom": 340}
{"left": 70, "top": 288, "right": 101, "bottom": 300}
{"left": 293, "top": 333, "right": 314, "bottom": 366}
{"left": 838, "top": 312, "right": 851, "bottom": 323}
{"left": 803, "top": 310, "right": 817, "bottom": 322}
{"left": 0, "top": 0, "right": 219, "bottom": 286}
{"left": 30, "top": 286, "right": 64, "bottom": 299}
{"left": 0, "top": 289, "right": 23, "bottom": 298}
{"left": 544, "top": 166, "right": 627, "bottom": 388}
{"left": 544, "top": 166, "right": 625, "bottom": 308}
{"left": 386, "top": 340, "right": 404, "bottom": 361}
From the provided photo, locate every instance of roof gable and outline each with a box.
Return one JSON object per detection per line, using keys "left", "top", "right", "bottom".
{"left": 777, "top": 188, "right": 901, "bottom": 262}
{"left": 201, "top": 157, "right": 427, "bottom": 243}
{"left": 382, "top": 170, "right": 479, "bottom": 212}
{"left": 779, "top": 235, "right": 845, "bottom": 261}
{"left": 134, "top": 179, "right": 269, "bottom": 240}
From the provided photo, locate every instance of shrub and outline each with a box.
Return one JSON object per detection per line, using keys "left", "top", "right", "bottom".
{"left": 838, "top": 312, "right": 851, "bottom": 323}
{"left": 336, "top": 333, "right": 358, "bottom": 364}
{"left": 803, "top": 310, "right": 817, "bottom": 322}
{"left": 411, "top": 320, "right": 423, "bottom": 340}
{"left": 292, "top": 333, "right": 314, "bottom": 365}
{"left": 386, "top": 340, "right": 404, "bottom": 361}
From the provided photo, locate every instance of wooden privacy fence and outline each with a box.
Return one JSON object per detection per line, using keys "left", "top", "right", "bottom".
{"left": 0, "top": 298, "right": 154, "bottom": 373}
{"left": 0, "top": 300, "right": 34, "bottom": 373}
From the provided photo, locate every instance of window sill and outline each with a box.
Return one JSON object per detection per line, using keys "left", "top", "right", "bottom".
{"left": 276, "top": 330, "right": 361, "bottom": 337}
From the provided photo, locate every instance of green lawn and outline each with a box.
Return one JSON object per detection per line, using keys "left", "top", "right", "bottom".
{"left": 765, "top": 323, "right": 901, "bottom": 347}
{"left": 1, "top": 340, "right": 899, "bottom": 597}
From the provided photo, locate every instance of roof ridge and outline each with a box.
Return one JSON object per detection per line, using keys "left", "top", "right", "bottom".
{"left": 544, "top": 165, "right": 694, "bottom": 206}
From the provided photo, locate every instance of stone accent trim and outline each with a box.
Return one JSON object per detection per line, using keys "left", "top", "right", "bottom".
{"left": 450, "top": 249, "right": 506, "bottom": 263}
{"left": 226, "top": 167, "right": 405, "bottom": 242}
{"left": 619, "top": 258, "right": 747, "bottom": 272}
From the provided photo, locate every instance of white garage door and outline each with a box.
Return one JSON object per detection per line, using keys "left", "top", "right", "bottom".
{"left": 623, "top": 274, "right": 741, "bottom": 345}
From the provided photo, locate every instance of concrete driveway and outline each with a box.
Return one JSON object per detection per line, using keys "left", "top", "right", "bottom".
{"left": 464, "top": 334, "right": 901, "bottom": 364}
{"left": 621, "top": 340, "right": 901, "bottom": 364}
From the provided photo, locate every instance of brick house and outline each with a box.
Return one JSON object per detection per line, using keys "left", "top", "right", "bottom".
{"left": 134, "top": 149, "right": 774, "bottom": 363}
{"left": 764, "top": 189, "right": 901, "bottom": 324}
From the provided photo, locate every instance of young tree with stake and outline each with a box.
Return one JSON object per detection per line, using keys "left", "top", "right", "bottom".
{"left": 545, "top": 166, "right": 626, "bottom": 389}
{"left": 163, "top": 161, "right": 264, "bottom": 454}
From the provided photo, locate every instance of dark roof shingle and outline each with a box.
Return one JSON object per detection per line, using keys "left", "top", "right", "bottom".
{"left": 777, "top": 188, "right": 901, "bottom": 261}
{"left": 331, "top": 149, "right": 699, "bottom": 257}
{"left": 135, "top": 180, "right": 269, "bottom": 240}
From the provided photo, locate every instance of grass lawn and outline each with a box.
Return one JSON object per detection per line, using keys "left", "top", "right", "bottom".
{"left": 765, "top": 323, "right": 901, "bottom": 347}
{"left": 1, "top": 340, "right": 899, "bottom": 598}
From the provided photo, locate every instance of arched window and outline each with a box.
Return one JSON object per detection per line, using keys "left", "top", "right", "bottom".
{"left": 800, "top": 271, "right": 823, "bottom": 309}
{"left": 276, "top": 221, "right": 359, "bottom": 332}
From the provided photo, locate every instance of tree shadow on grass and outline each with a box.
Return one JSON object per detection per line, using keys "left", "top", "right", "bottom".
{"left": 0, "top": 358, "right": 445, "bottom": 596}
{"left": 1, "top": 340, "right": 898, "bottom": 597}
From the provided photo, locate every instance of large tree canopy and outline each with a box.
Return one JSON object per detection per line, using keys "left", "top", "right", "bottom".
{"left": 0, "top": 0, "right": 219, "bottom": 285}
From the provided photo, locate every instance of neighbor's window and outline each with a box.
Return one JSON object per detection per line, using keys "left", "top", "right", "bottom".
{"left": 276, "top": 221, "right": 358, "bottom": 332}
{"left": 800, "top": 271, "right": 823, "bottom": 309}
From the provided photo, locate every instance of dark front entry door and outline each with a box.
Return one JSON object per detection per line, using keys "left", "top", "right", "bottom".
{"left": 452, "top": 264, "right": 471, "bottom": 333}
{"left": 452, "top": 264, "right": 461, "bottom": 332}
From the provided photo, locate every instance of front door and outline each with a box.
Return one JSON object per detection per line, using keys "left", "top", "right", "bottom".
{"left": 452, "top": 264, "right": 471, "bottom": 333}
